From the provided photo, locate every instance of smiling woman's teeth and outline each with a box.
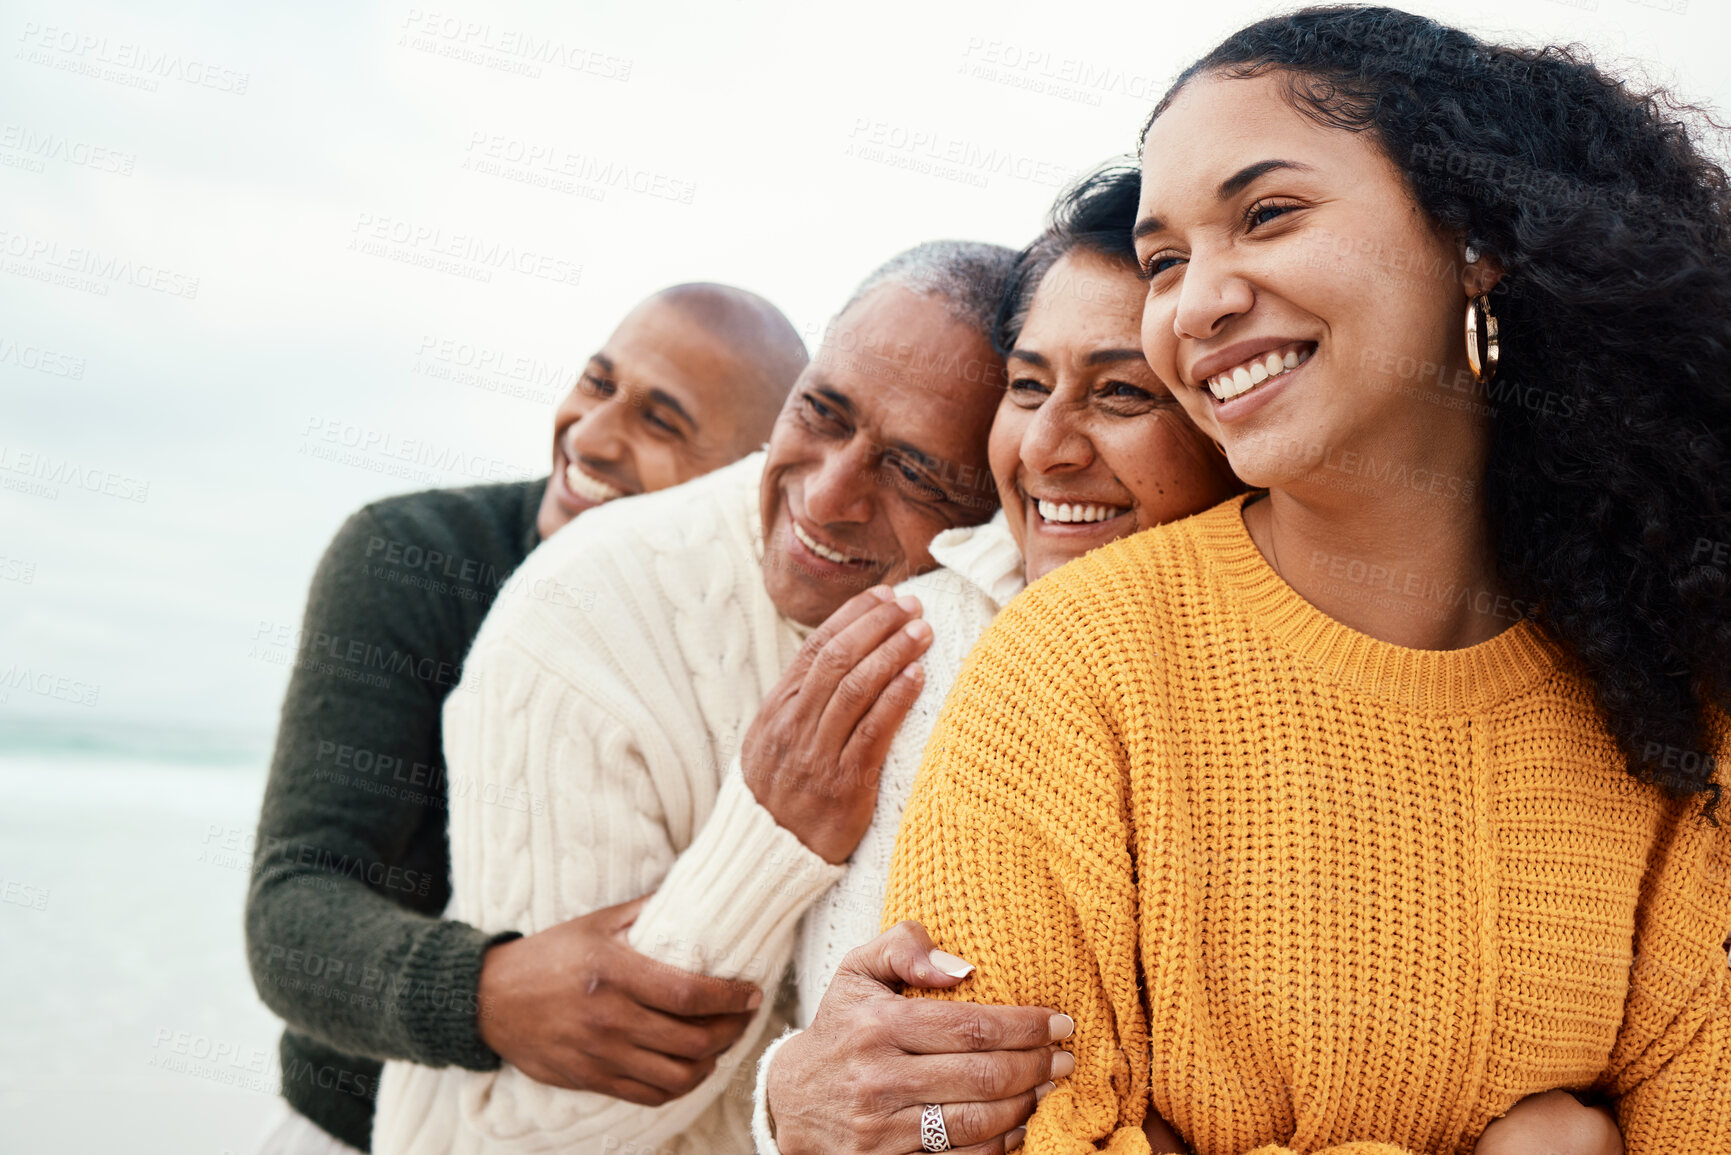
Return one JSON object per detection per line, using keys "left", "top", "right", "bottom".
{"left": 1208, "top": 344, "right": 1314, "bottom": 401}
{"left": 566, "top": 462, "right": 625, "bottom": 504}
{"left": 792, "top": 519, "right": 860, "bottom": 564}
{"left": 1036, "top": 499, "right": 1126, "bottom": 524}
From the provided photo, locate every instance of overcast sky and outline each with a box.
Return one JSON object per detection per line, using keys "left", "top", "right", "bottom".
{"left": 2, "top": 0, "right": 1724, "bottom": 753}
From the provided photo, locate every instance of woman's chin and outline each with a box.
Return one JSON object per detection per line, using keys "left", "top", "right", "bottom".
{"left": 1021, "top": 510, "right": 1142, "bottom": 582}
{"left": 1022, "top": 540, "right": 1097, "bottom": 583}
{"left": 1215, "top": 435, "right": 1313, "bottom": 494}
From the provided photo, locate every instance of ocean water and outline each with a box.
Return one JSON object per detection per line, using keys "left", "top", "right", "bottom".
{"left": 0, "top": 750, "right": 285, "bottom": 1154}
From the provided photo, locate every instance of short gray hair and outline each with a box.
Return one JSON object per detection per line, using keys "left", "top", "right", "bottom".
{"left": 838, "top": 240, "right": 1017, "bottom": 339}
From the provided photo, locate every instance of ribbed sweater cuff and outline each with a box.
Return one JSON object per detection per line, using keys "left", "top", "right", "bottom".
{"left": 628, "top": 768, "right": 844, "bottom": 984}
{"left": 751, "top": 1027, "right": 800, "bottom": 1153}
{"left": 399, "top": 919, "right": 520, "bottom": 1070}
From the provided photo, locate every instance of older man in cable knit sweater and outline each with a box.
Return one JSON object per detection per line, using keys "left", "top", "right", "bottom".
{"left": 370, "top": 242, "right": 1017, "bottom": 1155}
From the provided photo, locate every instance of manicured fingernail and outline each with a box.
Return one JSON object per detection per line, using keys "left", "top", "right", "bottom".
{"left": 870, "top": 585, "right": 894, "bottom": 601}
{"left": 896, "top": 594, "right": 921, "bottom": 613}
{"left": 904, "top": 619, "right": 932, "bottom": 641}
{"left": 1051, "top": 1050, "right": 1076, "bottom": 1078}
{"left": 1034, "top": 1081, "right": 1055, "bottom": 1102}
{"left": 928, "top": 949, "right": 974, "bottom": 978}
{"left": 1049, "top": 1013, "right": 1074, "bottom": 1042}
{"left": 900, "top": 662, "right": 924, "bottom": 681}
{"left": 1006, "top": 1127, "right": 1027, "bottom": 1150}
{"left": 746, "top": 990, "right": 763, "bottom": 1010}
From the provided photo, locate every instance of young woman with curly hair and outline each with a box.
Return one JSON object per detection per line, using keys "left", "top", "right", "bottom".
{"left": 883, "top": 6, "right": 1731, "bottom": 1153}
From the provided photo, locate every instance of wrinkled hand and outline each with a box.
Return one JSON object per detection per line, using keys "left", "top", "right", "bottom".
{"left": 476, "top": 895, "right": 762, "bottom": 1105}
{"left": 743, "top": 585, "right": 932, "bottom": 864}
{"left": 767, "top": 921, "right": 1072, "bottom": 1154}
{"left": 1474, "top": 1090, "right": 1624, "bottom": 1155}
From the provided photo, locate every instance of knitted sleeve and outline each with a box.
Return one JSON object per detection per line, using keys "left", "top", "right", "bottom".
{"left": 881, "top": 585, "right": 1151, "bottom": 1154}
{"left": 244, "top": 505, "right": 513, "bottom": 1072}
{"left": 1601, "top": 736, "right": 1731, "bottom": 1150}
{"left": 629, "top": 758, "right": 844, "bottom": 987}
{"left": 372, "top": 647, "right": 772, "bottom": 1155}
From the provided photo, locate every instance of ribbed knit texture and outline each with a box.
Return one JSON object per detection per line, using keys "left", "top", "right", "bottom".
{"left": 883, "top": 494, "right": 1731, "bottom": 1155}
{"left": 751, "top": 513, "right": 1025, "bottom": 1153}
{"left": 372, "top": 454, "right": 844, "bottom": 1155}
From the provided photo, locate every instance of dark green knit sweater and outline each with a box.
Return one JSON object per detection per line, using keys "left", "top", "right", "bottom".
{"left": 245, "top": 478, "right": 543, "bottom": 1150}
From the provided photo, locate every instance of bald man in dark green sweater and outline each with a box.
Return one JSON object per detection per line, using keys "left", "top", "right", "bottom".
{"left": 246, "top": 284, "right": 807, "bottom": 1152}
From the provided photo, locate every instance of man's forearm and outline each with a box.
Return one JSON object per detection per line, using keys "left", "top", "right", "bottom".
{"left": 247, "top": 865, "right": 515, "bottom": 1070}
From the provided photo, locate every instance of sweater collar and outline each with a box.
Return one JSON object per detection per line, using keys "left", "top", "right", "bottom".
{"left": 1194, "top": 493, "right": 1565, "bottom": 713}
{"left": 927, "top": 511, "right": 1026, "bottom": 611}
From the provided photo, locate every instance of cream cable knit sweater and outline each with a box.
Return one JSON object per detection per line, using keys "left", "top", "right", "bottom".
{"left": 372, "top": 454, "right": 847, "bottom": 1155}
{"left": 750, "top": 512, "right": 1025, "bottom": 1153}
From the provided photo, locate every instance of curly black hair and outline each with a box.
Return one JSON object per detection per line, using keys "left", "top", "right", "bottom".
{"left": 1144, "top": 6, "right": 1731, "bottom": 810}
{"left": 993, "top": 161, "right": 1143, "bottom": 354}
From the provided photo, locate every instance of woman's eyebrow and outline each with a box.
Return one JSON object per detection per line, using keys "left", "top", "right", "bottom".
{"left": 1133, "top": 215, "right": 1165, "bottom": 241}
{"left": 1009, "top": 348, "right": 1146, "bottom": 367}
{"left": 1088, "top": 349, "right": 1148, "bottom": 366}
{"left": 1218, "top": 158, "right": 1313, "bottom": 198}
{"left": 1134, "top": 158, "right": 1317, "bottom": 239}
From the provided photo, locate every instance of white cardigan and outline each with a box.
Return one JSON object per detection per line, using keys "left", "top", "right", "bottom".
{"left": 750, "top": 512, "right": 1025, "bottom": 1153}
{"left": 373, "top": 454, "right": 846, "bottom": 1155}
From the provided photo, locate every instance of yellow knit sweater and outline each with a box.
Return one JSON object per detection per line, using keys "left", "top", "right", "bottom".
{"left": 882, "top": 495, "right": 1731, "bottom": 1155}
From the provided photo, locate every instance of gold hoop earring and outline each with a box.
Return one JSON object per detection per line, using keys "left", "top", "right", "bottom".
{"left": 1466, "top": 294, "right": 1499, "bottom": 384}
